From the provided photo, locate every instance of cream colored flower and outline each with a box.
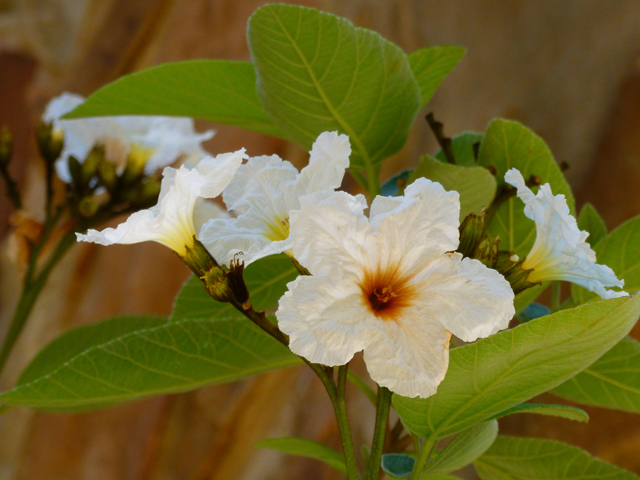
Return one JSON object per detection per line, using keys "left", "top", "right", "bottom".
{"left": 43, "top": 92, "right": 213, "bottom": 183}
{"left": 505, "top": 168, "right": 626, "bottom": 300}
{"left": 76, "top": 150, "right": 245, "bottom": 256}
{"left": 276, "top": 179, "right": 515, "bottom": 398}
{"left": 199, "top": 131, "right": 350, "bottom": 266}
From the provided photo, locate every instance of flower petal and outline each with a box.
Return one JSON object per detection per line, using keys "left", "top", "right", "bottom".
{"left": 278, "top": 275, "right": 375, "bottom": 366}
{"left": 411, "top": 254, "right": 515, "bottom": 342}
{"left": 362, "top": 313, "right": 450, "bottom": 398}
{"left": 505, "top": 168, "right": 626, "bottom": 299}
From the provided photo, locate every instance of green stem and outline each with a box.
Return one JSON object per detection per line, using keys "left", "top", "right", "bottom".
{"left": 409, "top": 435, "right": 437, "bottom": 479}
{"left": 0, "top": 230, "right": 76, "bottom": 375}
{"left": 365, "top": 386, "right": 392, "bottom": 480}
{"left": 333, "top": 364, "right": 360, "bottom": 480}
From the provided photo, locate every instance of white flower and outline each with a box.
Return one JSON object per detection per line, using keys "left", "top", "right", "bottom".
{"left": 505, "top": 168, "right": 627, "bottom": 300}
{"left": 43, "top": 92, "right": 214, "bottom": 183}
{"left": 199, "top": 131, "right": 350, "bottom": 266}
{"left": 76, "top": 150, "right": 245, "bottom": 256}
{"left": 276, "top": 179, "right": 515, "bottom": 398}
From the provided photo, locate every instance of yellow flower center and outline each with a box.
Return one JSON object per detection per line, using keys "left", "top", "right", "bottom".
{"left": 265, "top": 216, "right": 290, "bottom": 242}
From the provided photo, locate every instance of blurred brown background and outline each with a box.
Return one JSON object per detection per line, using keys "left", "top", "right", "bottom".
{"left": 1, "top": 0, "right": 640, "bottom": 479}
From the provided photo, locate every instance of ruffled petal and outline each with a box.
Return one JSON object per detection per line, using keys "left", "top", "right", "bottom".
{"left": 370, "top": 178, "right": 461, "bottom": 271}
{"left": 278, "top": 275, "right": 376, "bottom": 366}
{"left": 505, "top": 169, "right": 626, "bottom": 299}
{"left": 362, "top": 313, "right": 450, "bottom": 398}
{"left": 283, "top": 131, "right": 350, "bottom": 205}
{"left": 411, "top": 254, "right": 515, "bottom": 342}
{"left": 289, "top": 191, "right": 370, "bottom": 278}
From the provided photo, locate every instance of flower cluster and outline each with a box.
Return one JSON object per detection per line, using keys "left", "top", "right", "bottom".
{"left": 77, "top": 130, "right": 628, "bottom": 398}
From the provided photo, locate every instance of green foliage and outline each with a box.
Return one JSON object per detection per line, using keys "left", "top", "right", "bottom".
{"left": 171, "top": 254, "right": 298, "bottom": 320}
{"left": 407, "top": 46, "right": 466, "bottom": 107}
{"left": 0, "top": 315, "right": 300, "bottom": 411}
{"left": 423, "top": 420, "right": 497, "bottom": 476}
{"left": 18, "top": 315, "right": 167, "bottom": 384}
{"left": 474, "top": 436, "right": 640, "bottom": 479}
{"left": 572, "top": 215, "right": 640, "bottom": 305}
{"left": 490, "top": 403, "right": 588, "bottom": 423}
{"left": 553, "top": 336, "right": 640, "bottom": 412}
{"left": 408, "top": 155, "right": 496, "bottom": 220}
{"left": 381, "top": 453, "right": 415, "bottom": 478}
{"left": 513, "top": 283, "right": 547, "bottom": 314}
{"left": 247, "top": 4, "right": 421, "bottom": 175}
{"left": 478, "top": 119, "right": 575, "bottom": 256}
{"left": 255, "top": 437, "right": 346, "bottom": 474}
{"left": 62, "top": 60, "right": 283, "bottom": 137}
{"left": 393, "top": 294, "right": 640, "bottom": 439}
{"left": 434, "top": 132, "right": 483, "bottom": 167}
{"left": 578, "top": 203, "right": 607, "bottom": 248}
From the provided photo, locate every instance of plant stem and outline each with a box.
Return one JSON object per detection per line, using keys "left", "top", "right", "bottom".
{"left": 0, "top": 230, "right": 76, "bottom": 375}
{"left": 409, "top": 434, "right": 438, "bottom": 479}
{"left": 365, "top": 386, "right": 392, "bottom": 480}
{"left": 551, "top": 281, "right": 561, "bottom": 312}
{"left": 333, "top": 364, "right": 360, "bottom": 480}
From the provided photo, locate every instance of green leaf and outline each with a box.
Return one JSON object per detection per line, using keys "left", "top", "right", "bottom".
{"left": 421, "top": 476, "right": 461, "bottom": 479}
{"left": 424, "top": 420, "right": 497, "bottom": 476}
{"left": 255, "top": 437, "right": 346, "bottom": 474}
{"left": 572, "top": 215, "right": 640, "bottom": 305}
{"left": 18, "top": 315, "right": 167, "bottom": 385}
{"left": 62, "top": 60, "right": 284, "bottom": 137}
{"left": 578, "top": 203, "right": 607, "bottom": 248}
{"left": 513, "top": 283, "right": 547, "bottom": 314}
{"left": 171, "top": 254, "right": 298, "bottom": 320}
{"left": 478, "top": 119, "right": 575, "bottom": 256}
{"left": 408, "top": 155, "right": 496, "bottom": 220}
{"left": 0, "top": 316, "right": 301, "bottom": 411}
{"left": 247, "top": 4, "right": 421, "bottom": 172}
{"left": 474, "top": 436, "right": 640, "bottom": 479}
{"left": 381, "top": 453, "right": 415, "bottom": 478}
{"left": 393, "top": 294, "right": 640, "bottom": 439}
{"left": 553, "top": 336, "right": 640, "bottom": 412}
{"left": 408, "top": 46, "right": 466, "bottom": 107}
{"left": 490, "top": 403, "right": 588, "bottom": 423}
{"left": 434, "top": 132, "right": 483, "bottom": 167}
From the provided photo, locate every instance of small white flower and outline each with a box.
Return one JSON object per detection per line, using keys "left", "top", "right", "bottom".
{"left": 43, "top": 92, "right": 214, "bottom": 183}
{"left": 76, "top": 150, "right": 245, "bottom": 257}
{"left": 276, "top": 179, "right": 515, "bottom": 398}
{"left": 199, "top": 131, "right": 350, "bottom": 266}
{"left": 505, "top": 168, "right": 627, "bottom": 300}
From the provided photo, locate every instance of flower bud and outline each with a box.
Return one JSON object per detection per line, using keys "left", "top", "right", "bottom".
{"left": 78, "top": 196, "right": 99, "bottom": 217}
{"left": 98, "top": 160, "right": 118, "bottom": 193}
{"left": 67, "top": 155, "right": 83, "bottom": 187}
{"left": 82, "top": 145, "right": 105, "bottom": 186}
{"left": 457, "top": 213, "right": 485, "bottom": 258}
{"left": 494, "top": 251, "right": 536, "bottom": 294}
{"left": 36, "top": 122, "right": 64, "bottom": 165}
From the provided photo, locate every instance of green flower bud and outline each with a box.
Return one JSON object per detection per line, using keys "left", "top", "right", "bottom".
{"left": 457, "top": 213, "right": 486, "bottom": 258}
{"left": 494, "top": 251, "right": 537, "bottom": 294}
{"left": 98, "top": 160, "right": 118, "bottom": 193}
{"left": 82, "top": 145, "right": 105, "bottom": 186}
{"left": 36, "top": 122, "right": 64, "bottom": 164}
{"left": 78, "top": 196, "right": 99, "bottom": 217}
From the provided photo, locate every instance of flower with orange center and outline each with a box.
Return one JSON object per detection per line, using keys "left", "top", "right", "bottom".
{"left": 276, "top": 179, "right": 515, "bottom": 398}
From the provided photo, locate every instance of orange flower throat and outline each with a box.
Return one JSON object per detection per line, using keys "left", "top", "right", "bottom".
{"left": 360, "top": 264, "right": 417, "bottom": 321}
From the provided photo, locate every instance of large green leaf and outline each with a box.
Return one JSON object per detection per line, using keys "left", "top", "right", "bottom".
{"left": 255, "top": 437, "right": 346, "bottom": 474}
{"left": 478, "top": 119, "right": 575, "bottom": 256}
{"left": 553, "top": 336, "right": 640, "bottom": 412}
{"left": 490, "top": 403, "right": 588, "bottom": 423}
{"left": 572, "top": 215, "right": 640, "bottom": 305}
{"left": 424, "top": 420, "right": 498, "bottom": 476}
{"left": 393, "top": 294, "right": 640, "bottom": 439}
{"left": 474, "top": 436, "right": 640, "bottom": 479}
{"left": 171, "top": 253, "right": 298, "bottom": 320}
{"left": 408, "top": 155, "right": 496, "bottom": 220}
{"left": 18, "top": 315, "right": 167, "bottom": 384}
{"left": 0, "top": 315, "right": 301, "bottom": 411}
{"left": 434, "top": 132, "right": 483, "bottom": 167}
{"left": 247, "top": 4, "right": 421, "bottom": 172}
{"left": 408, "top": 46, "right": 466, "bottom": 107}
{"left": 578, "top": 203, "right": 607, "bottom": 248}
{"left": 62, "top": 60, "right": 284, "bottom": 137}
